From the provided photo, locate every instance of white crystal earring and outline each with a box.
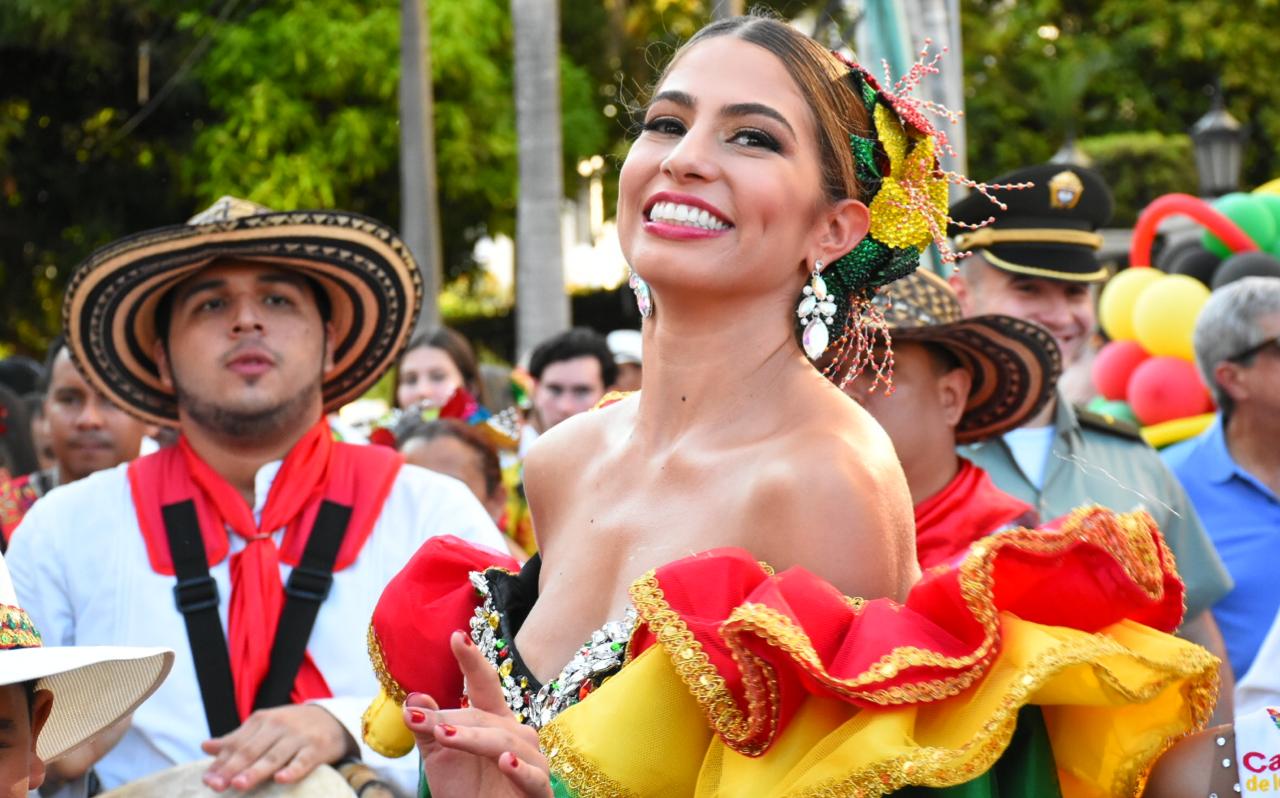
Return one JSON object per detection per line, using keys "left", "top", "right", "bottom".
{"left": 798, "top": 260, "right": 836, "bottom": 360}
{"left": 629, "top": 269, "right": 653, "bottom": 319}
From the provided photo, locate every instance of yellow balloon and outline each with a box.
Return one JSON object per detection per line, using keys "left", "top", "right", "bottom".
{"left": 1132, "top": 274, "right": 1210, "bottom": 360}
{"left": 1098, "top": 267, "right": 1164, "bottom": 341}
{"left": 1256, "top": 177, "right": 1280, "bottom": 195}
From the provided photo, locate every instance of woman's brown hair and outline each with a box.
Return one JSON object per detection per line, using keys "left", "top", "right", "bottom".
{"left": 656, "top": 15, "right": 872, "bottom": 206}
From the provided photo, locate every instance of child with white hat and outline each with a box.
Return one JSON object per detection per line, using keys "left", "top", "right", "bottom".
{"left": 0, "top": 552, "right": 170, "bottom": 796}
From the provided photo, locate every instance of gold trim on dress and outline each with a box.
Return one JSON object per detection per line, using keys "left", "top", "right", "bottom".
{"left": 540, "top": 722, "right": 640, "bottom": 798}
{"left": 797, "top": 635, "right": 1218, "bottom": 797}
{"left": 366, "top": 624, "right": 407, "bottom": 704}
{"left": 629, "top": 571, "right": 777, "bottom": 754}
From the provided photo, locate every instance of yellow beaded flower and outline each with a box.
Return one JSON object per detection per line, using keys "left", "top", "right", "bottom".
{"left": 866, "top": 104, "right": 948, "bottom": 252}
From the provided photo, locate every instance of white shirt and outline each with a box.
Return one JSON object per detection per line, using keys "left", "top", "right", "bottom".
{"left": 8, "top": 458, "right": 507, "bottom": 795}
{"left": 518, "top": 423, "right": 540, "bottom": 460}
{"left": 1238, "top": 608, "right": 1280, "bottom": 716}
{"left": 1002, "top": 425, "right": 1057, "bottom": 491}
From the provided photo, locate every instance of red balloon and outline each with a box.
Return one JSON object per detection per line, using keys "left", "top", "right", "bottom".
{"left": 1091, "top": 340, "right": 1151, "bottom": 400}
{"left": 1126, "top": 357, "right": 1214, "bottom": 426}
{"left": 1129, "top": 193, "right": 1259, "bottom": 268}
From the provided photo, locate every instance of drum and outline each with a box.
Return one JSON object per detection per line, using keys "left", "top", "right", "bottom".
{"left": 96, "top": 760, "right": 356, "bottom": 797}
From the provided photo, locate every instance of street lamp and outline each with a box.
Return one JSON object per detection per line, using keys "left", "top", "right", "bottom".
{"left": 1191, "top": 84, "right": 1246, "bottom": 197}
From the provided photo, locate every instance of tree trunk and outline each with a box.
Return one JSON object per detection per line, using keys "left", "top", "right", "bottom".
{"left": 400, "top": 0, "right": 444, "bottom": 333}
{"left": 512, "top": 0, "right": 569, "bottom": 357}
{"left": 899, "top": 0, "right": 966, "bottom": 201}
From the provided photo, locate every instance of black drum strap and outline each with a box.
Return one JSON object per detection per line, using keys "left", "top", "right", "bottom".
{"left": 162, "top": 499, "right": 352, "bottom": 733}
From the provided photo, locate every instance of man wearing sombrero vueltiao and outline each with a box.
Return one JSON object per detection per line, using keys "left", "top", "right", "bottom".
{"left": 835, "top": 269, "right": 1063, "bottom": 569}
{"left": 6, "top": 197, "right": 509, "bottom": 796}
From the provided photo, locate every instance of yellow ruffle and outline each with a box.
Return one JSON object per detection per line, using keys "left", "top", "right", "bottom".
{"left": 540, "top": 613, "right": 1217, "bottom": 798}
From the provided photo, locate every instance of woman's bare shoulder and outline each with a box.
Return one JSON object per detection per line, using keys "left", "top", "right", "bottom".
{"left": 745, "top": 398, "right": 918, "bottom": 600}
{"left": 521, "top": 396, "right": 636, "bottom": 544}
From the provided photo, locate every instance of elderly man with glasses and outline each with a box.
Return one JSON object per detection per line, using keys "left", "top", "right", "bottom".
{"left": 1164, "top": 276, "right": 1280, "bottom": 688}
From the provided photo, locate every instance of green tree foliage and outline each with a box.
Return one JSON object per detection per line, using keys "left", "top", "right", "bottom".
{"left": 0, "top": 0, "right": 199, "bottom": 353}
{"left": 186, "top": 0, "right": 606, "bottom": 278}
{"left": 1079, "top": 132, "right": 1196, "bottom": 226}
{"left": 962, "top": 0, "right": 1280, "bottom": 191}
{"left": 0, "top": 0, "right": 607, "bottom": 353}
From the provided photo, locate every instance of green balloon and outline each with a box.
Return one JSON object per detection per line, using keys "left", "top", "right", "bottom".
{"left": 1256, "top": 193, "right": 1280, "bottom": 235}
{"left": 1203, "top": 193, "right": 1279, "bottom": 257}
{"left": 1087, "top": 398, "right": 1140, "bottom": 427}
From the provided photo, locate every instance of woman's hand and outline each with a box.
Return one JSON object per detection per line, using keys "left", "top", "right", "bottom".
{"left": 407, "top": 631, "right": 554, "bottom": 798}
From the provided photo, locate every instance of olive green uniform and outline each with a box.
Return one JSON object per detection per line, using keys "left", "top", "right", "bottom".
{"left": 961, "top": 394, "right": 1232, "bottom": 617}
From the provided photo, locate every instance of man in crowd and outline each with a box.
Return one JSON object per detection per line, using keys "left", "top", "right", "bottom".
{"left": 0, "top": 337, "right": 149, "bottom": 542}
{"left": 947, "top": 164, "right": 1234, "bottom": 715}
{"left": 1164, "top": 276, "right": 1280, "bottom": 684}
{"left": 842, "top": 269, "right": 1057, "bottom": 568}
{"left": 521, "top": 327, "right": 617, "bottom": 456}
{"left": 8, "top": 197, "right": 507, "bottom": 795}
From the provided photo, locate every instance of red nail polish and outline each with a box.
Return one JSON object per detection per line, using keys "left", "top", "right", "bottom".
{"left": 440, "top": 724, "right": 457, "bottom": 737}
{"left": 458, "top": 630, "right": 474, "bottom": 646}
{"left": 408, "top": 709, "right": 426, "bottom": 724}
{"left": 507, "top": 752, "right": 519, "bottom": 768}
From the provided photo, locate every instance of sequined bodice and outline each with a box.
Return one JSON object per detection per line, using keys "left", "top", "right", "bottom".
{"left": 468, "top": 556, "right": 637, "bottom": 729}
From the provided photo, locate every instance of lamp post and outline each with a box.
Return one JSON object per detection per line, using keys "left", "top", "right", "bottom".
{"left": 1191, "top": 84, "right": 1246, "bottom": 198}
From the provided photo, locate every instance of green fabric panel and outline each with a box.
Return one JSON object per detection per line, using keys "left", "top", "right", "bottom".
{"left": 891, "top": 706, "right": 1062, "bottom": 797}
{"left": 550, "top": 773, "right": 575, "bottom": 797}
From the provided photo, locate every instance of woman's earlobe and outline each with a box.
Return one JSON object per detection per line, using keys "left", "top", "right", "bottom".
{"left": 823, "top": 199, "right": 871, "bottom": 261}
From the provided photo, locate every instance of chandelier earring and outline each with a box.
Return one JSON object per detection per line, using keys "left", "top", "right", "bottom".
{"left": 798, "top": 260, "right": 837, "bottom": 359}
{"left": 629, "top": 269, "right": 653, "bottom": 319}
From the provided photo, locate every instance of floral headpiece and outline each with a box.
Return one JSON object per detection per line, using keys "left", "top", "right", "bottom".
{"left": 369, "top": 387, "right": 520, "bottom": 452}
{"left": 809, "top": 43, "right": 1029, "bottom": 390}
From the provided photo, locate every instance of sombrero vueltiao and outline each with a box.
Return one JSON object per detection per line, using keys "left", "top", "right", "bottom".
{"left": 869, "top": 269, "right": 1062, "bottom": 443}
{"left": 63, "top": 197, "right": 423, "bottom": 426}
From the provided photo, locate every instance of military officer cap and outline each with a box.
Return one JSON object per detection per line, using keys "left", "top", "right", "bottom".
{"left": 949, "top": 163, "right": 1114, "bottom": 283}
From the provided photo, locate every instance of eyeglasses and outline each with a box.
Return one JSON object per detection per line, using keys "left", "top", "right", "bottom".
{"left": 1228, "top": 335, "right": 1280, "bottom": 363}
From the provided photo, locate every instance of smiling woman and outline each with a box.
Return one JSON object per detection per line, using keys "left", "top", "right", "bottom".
{"left": 364, "top": 14, "right": 1219, "bottom": 798}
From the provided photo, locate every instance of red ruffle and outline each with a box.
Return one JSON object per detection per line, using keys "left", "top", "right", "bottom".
{"left": 372, "top": 508, "right": 1185, "bottom": 755}
{"left": 370, "top": 535, "right": 518, "bottom": 708}
{"left": 627, "top": 507, "right": 1186, "bottom": 754}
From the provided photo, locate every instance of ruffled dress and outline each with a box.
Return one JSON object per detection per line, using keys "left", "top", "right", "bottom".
{"left": 365, "top": 507, "right": 1218, "bottom": 797}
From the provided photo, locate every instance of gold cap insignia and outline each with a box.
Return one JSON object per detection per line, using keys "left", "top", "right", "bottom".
{"left": 1048, "top": 170, "right": 1084, "bottom": 210}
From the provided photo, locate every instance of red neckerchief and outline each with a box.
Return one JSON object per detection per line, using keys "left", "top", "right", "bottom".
{"left": 128, "top": 419, "right": 402, "bottom": 721}
{"left": 913, "top": 459, "right": 1037, "bottom": 569}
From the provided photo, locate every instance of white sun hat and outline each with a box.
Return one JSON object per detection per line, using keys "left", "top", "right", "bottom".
{"left": 0, "top": 552, "right": 173, "bottom": 761}
{"left": 606, "top": 329, "right": 642, "bottom": 365}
